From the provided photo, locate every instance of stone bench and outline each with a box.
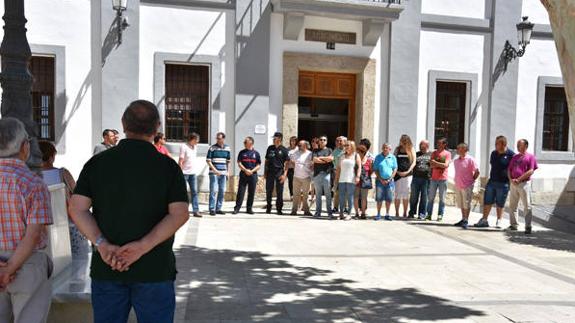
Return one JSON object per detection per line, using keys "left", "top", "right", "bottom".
{"left": 45, "top": 184, "right": 139, "bottom": 323}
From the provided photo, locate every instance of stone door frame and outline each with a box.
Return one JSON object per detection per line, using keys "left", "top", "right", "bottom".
{"left": 282, "top": 52, "right": 376, "bottom": 142}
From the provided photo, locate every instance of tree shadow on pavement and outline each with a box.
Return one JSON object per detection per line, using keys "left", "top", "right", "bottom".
{"left": 505, "top": 230, "right": 575, "bottom": 253}
{"left": 174, "top": 246, "right": 485, "bottom": 322}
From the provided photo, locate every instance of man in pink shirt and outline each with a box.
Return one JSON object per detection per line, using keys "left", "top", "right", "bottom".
{"left": 452, "top": 143, "right": 479, "bottom": 229}
{"left": 426, "top": 138, "right": 451, "bottom": 221}
{"left": 507, "top": 139, "right": 538, "bottom": 234}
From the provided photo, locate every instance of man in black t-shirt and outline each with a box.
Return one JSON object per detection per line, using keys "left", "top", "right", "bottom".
{"left": 70, "top": 100, "right": 189, "bottom": 323}
{"left": 265, "top": 132, "right": 290, "bottom": 214}
{"left": 312, "top": 135, "right": 334, "bottom": 218}
{"left": 409, "top": 140, "right": 431, "bottom": 219}
{"left": 234, "top": 136, "right": 261, "bottom": 214}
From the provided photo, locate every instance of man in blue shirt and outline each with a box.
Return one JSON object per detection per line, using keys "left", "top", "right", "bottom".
{"left": 373, "top": 143, "right": 397, "bottom": 221}
{"left": 474, "top": 135, "right": 515, "bottom": 228}
{"left": 233, "top": 137, "right": 261, "bottom": 214}
{"left": 206, "top": 132, "right": 231, "bottom": 215}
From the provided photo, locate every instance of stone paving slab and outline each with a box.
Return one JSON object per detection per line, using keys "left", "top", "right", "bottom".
{"left": 174, "top": 201, "right": 575, "bottom": 322}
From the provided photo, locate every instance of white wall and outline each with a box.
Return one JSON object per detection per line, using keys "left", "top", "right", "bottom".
{"left": 139, "top": 5, "right": 228, "bottom": 101}
{"left": 0, "top": 0, "right": 93, "bottom": 177}
{"left": 515, "top": 38, "right": 573, "bottom": 179}
{"left": 139, "top": 5, "right": 234, "bottom": 176}
{"left": 522, "top": 0, "right": 551, "bottom": 25}
{"left": 269, "top": 13, "right": 381, "bottom": 148}
{"left": 418, "top": 30, "right": 486, "bottom": 166}
{"left": 421, "top": 0, "right": 486, "bottom": 19}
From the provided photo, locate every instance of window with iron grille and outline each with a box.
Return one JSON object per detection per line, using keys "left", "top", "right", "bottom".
{"left": 30, "top": 56, "right": 55, "bottom": 141}
{"left": 164, "top": 63, "right": 209, "bottom": 143}
{"left": 543, "top": 86, "right": 570, "bottom": 151}
{"left": 434, "top": 81, "right": 467, "bottom": 150}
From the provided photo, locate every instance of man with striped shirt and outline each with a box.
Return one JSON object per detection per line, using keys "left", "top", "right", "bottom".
{"left": 206, "top": 132, "right": 232, "bottom": 215}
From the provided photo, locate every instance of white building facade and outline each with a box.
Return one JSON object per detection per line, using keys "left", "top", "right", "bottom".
{"left": 1, "top": 0, "right": 573, "bottom": 205}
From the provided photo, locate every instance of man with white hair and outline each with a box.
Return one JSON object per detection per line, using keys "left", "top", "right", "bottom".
{"left": 0, "top": 117, "right": 54, "bottom": 323}
{"left": 409, "top": 140, "right": 432, "bottom": 219}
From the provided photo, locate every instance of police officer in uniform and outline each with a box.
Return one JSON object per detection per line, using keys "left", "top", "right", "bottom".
{"left": 265, "top": 132, "right": 290, "bottom": 214}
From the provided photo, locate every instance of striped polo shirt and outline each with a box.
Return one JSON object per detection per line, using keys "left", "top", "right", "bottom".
{"left": 206, "top": 143, "right": 231, "bottom": 174}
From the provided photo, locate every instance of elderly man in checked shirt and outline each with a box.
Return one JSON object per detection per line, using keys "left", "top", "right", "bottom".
{"left": 0, "top": 118, "right": 53, "bottom": 323}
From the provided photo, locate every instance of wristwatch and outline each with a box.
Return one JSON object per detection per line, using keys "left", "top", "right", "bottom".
{"left": 94, "top": 235, "right": 106, "bottom": 247}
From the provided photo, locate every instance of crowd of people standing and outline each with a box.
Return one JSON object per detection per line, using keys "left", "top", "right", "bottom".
{"left": 167, "top": 128, "right": 537, "bottom": 236}
{"left": 0, "top": 98, "right": 539, "bottom": 323}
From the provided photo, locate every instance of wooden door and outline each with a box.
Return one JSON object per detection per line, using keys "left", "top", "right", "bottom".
{"left": 298, "top": 71, "right": 356, "bottom": 139}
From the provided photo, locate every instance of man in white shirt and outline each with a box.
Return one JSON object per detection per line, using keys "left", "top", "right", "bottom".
{"left": 290, "top": 140, "right": 313, "bottom": 216}
{"left": 179, "top": 133, "right": 201, "bottom": 217}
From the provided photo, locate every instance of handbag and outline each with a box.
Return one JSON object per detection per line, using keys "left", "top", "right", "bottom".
{"left": 359, "top": 159, "right": 373, "bottom": 189}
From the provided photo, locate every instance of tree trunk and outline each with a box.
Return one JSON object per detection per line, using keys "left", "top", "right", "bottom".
{"left": 541, "top": 0, "right": 575, "bottom": 143}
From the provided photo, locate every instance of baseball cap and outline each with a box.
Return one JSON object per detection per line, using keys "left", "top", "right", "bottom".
{"left": 272, "top": 132, "right": 283, "bottom": 139}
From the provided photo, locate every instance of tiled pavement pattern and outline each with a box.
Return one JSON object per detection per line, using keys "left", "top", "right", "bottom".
{"left": 172, "top": 201, "right": 575, "bottom": 323}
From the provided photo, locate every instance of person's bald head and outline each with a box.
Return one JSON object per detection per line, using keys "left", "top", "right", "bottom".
{"left": 419, "top": 140, "right": 430, "bottom": 153}
{"left": 121, "top": 100, "right": 160, "bottom": 138}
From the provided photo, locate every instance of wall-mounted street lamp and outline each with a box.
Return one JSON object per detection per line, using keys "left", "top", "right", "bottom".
{"left": 503, "top": 16, "right": 535, "bottom": 62}
{"left": 112, "top": 0, "right": 130, "bottom": 44}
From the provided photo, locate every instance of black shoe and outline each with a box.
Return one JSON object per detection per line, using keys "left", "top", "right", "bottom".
{"left": 277, "top": 210, "right": 283, "bottom": 215}
{"left": 209, "top": 211, "right": 216, "bottom": 216}
{"left": 453, "top": 220, "right": 465, "bottom": 227}
{"left": 193, "top": 212, "right": 203, "bottom": 218}
{"left": 266, "top": 208, "right": 272, "bottom": 214}
{"left": 333, "top": 208, "right": 339, "bottom": 213}
{"left": 360, "top": 214, "right": 367, "bottom": 220}
{"left": 216, "top": 210, "right": 226, "bottom": 215}
{"left": 247, "top": 209, "right": 254, "bottom": 215}
{"left": 232, "top": 209, "right": 239, "bottom": 215}
{"left": 525, "top": 226, "right": 532, "bottom": 234}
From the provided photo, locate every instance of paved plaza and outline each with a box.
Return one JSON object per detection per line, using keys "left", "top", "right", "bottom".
{"left": 170, "top": 201, "right": 575, "bottom": 323}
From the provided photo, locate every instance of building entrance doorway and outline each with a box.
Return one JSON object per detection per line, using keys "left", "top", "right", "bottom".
{"left": 297, "top": 71, "right": 355, "bottom": 148}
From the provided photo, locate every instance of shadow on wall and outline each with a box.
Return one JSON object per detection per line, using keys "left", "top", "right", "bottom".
{"left": 174, "top": 246, "right": 485, "bottom": 322}
{"left": 54, "top": 70, "right": 92, "bottom": 148}
{"left": 102, "top": 16, "right": 121, "bottom": 66}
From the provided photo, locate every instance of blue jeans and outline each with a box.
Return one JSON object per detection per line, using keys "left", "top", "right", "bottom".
{"left": 184, "top": 174, "right": 199, "bottom": 213}
{"left": 484, "top": 180, "right": 510, "bottom": 208}
{"left": 209, "top": 174, "right": 227, "bottom": 212}
{"left": 427, "top": 179, "right": 447, "bottom": 216}
{"left": 338, "top": 183, "right": 355, "bottom": 214}
{"left": 409, "top": 177, "right": 430, "bottom": 216}
{"left": 313, "top": 172, "right": 332, "bottom": 216}
{"left": 91, "top": 280, "right": 175, "bottom": 323}
{"left": 376, "top": 181, "right": 395, "bottom": 202}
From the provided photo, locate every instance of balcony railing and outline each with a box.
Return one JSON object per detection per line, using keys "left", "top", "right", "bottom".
{"left": 364, "top": 0, "right": 401, "bottom": 3}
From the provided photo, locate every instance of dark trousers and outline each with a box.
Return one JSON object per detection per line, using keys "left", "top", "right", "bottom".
{"left": 92, "top": 280, "right": 175, "bottom": 323}
{"left": 235, "top": 173, "right": 258, "bottom": 211}
{"left": 266, "top": 171, "right": 284, "bottom": 211}
{"left": 409, "top": 176, "right": 430, "bottom": 216}
{"left": 287, "top": 168, "right": 294, "bottom": 197}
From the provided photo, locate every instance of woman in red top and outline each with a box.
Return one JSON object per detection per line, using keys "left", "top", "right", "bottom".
{"left": 154, "top": 132, "right": 170, "bottom": 156}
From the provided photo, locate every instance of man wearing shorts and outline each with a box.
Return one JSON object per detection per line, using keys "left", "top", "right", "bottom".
{"left": 373, "top": 143, "right": 397, "bottom": 221}
{"left": 452, "top": 143, "right": 479, "bottom": 229}
{"left": 474, "top": 136, "right": 514, "bottom": 228}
